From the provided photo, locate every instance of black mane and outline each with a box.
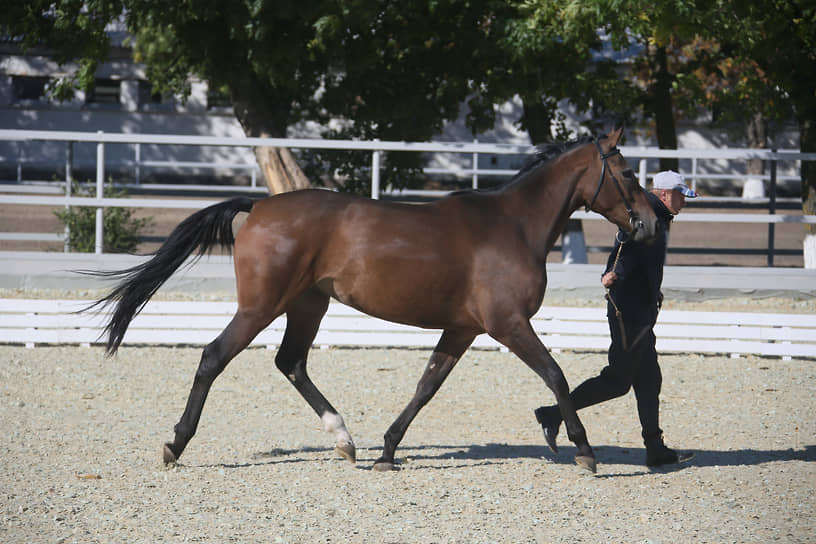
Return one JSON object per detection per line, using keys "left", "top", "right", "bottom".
{"left": 512, "top": 134, "right": 597, "bottom": 181}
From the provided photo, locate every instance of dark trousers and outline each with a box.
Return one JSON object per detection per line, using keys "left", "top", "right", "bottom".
{"left": 569, "top": 314, "right": 663, "bottom": 442}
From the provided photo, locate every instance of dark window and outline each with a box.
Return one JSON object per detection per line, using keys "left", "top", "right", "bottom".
{"left": 138, "top": 80, "right": 163, "bottom": 105}
{"left": 136, "top": 80, "right": 177, "bottom": 109}
{"left": 87, "top": 79, "right": 121, "bottom": 104}
{"left": 12, "top": 76, "right": 50, "bottom": 102}
{"left": 207, "top": 89, "right": 231, "bottom": 110}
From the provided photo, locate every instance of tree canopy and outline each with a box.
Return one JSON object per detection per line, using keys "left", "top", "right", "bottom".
{"left": 2, "top": 1, "right": 813, "bottom": 200}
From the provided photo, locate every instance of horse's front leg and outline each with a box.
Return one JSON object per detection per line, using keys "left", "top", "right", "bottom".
{"left": 491, "top": 319, "right": 596, "bottom": 472}
{"left": 373, "top": 330, "right": 475, "bottom": 471}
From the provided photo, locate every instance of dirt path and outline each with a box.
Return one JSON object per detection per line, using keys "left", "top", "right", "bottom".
{"left": 2, "top": 342, "right": 813, "bottom": 543}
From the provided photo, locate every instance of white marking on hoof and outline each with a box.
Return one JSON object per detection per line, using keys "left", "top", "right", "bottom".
{"left": 321, "top": 412, "right": 355, "bottom": 461}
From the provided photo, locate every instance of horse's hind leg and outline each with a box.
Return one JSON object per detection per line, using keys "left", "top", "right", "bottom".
{"left": 374, "top": 330, "right": 475, "bottom": 472}
{"left": 163, "top": 310, "right": 271, "bottom": 464}
{"left": 274, "top": 289, "right": 356, "bottom": 463}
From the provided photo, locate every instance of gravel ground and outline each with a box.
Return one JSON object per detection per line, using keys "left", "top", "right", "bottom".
{"left": 2, "top": 339, "right": 814, "bottom": 543}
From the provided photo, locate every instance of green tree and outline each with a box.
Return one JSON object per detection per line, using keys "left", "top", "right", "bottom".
{"left": 2, "top": 1, "right": 512, "bottom": 194}
{"left": 702, "top": 0, "right": 816, "bottom": 264}
{"left": 482, "top": 1, "right": 625, "bottom": 143}
{"left": 510, "top": 0, "right": 815, "bottom": 264}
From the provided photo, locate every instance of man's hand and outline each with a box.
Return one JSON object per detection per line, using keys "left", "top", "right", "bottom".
{"left": 601, "top": 271, "right": 617, "bottom": 288}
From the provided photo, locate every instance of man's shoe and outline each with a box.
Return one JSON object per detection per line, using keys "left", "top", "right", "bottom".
{"left": 646, "top": 444, "right": 695, "bottom": 467}
{"left": 534, "top": 405, "right": 561, "bottom": 453}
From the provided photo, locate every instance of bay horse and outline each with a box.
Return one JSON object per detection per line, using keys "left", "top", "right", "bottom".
{"left": 88, "top": 127, "right": 657, "bottom": 473}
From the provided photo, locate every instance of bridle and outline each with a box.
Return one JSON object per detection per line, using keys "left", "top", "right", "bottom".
{"left": 586, "top": 138, "right": 639, "bottom": 230}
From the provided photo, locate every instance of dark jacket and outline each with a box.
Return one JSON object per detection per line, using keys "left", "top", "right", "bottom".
{"left": 604, "top": 191, "right": 673, "bottom": 326}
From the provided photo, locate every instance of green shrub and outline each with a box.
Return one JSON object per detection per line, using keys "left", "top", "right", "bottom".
{"left": 54, "top": 182, "right": 152, "bottom": 253}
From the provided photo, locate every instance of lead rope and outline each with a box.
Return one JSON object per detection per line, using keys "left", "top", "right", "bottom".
{"left": 605, "top": 232, "right": 629, "bottom": 351}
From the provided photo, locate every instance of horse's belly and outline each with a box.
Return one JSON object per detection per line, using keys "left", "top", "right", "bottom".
{"left": 318, "top": 271, "right": 472, "bottom": 331}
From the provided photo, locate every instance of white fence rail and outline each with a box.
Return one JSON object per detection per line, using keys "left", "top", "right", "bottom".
{"left": 2, "top": 298, "right": 814, "bottom": 359}
{"left": 1, "top": 129, "right": 815, "bottom": 260}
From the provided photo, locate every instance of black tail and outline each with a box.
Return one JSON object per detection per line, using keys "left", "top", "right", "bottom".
{"left": 82, "top": 196, "right": 255, "bottom": 355}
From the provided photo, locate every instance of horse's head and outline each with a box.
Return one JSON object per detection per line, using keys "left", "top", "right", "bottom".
{"left": 582, "top": 127, "right": 657, "bottom": 243}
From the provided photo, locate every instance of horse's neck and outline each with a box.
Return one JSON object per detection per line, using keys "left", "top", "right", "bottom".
{"left": 502, "top": 160, "right": 586, "bottom": 259}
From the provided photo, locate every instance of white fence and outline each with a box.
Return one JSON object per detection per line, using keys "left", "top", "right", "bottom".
{"left": 2, "top": 298, "right": 814, "bottom": 359}
{"left": 1, "top": 129, "right": 815, "bottom": 259}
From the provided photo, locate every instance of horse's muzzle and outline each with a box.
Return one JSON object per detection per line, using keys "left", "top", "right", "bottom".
{"left": 629, "top": 215, "right": 654, "bottom": 243}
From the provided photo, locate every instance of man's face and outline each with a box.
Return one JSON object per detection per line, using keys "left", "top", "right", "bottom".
{"left": 660, "top": 189, "right": 687, "bottom": 214}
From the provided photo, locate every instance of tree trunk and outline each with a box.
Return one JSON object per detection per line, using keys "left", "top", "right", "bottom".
{"left": 520, "top": 99, "right": 554, "bottom": 144}
{"left": 800, "top": 115, "right": 816, "bottom": 268}
{"left": 253, "top": 146, "right": 312, "bottom": 194}
{"left": 746, "top": 112, "right": 767, "bottom": 176}
{"left": 650, "top": 45, "right": 679, "bottom": 173}
{"left": 743, "top": 112, "right": 768, "bottom": 198}
{"left": 231, "top": 88, "right": 312, "bottom": 195}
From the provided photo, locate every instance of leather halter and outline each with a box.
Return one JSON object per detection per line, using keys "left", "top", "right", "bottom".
{"left": 586, "top": 139, "right": 636, "bottom": 224}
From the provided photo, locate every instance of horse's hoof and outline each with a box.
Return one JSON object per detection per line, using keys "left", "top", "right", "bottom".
{"left": 372, "top": 459, "right": 399, "bottom": 472}
{"left": 575, "top": 455, "right": 597, "bottom": 473}
{"left": 162, "top": 443, "right": 178, "bottom": 465}
{"left": 335, "top": 442, "right": 356, "bottom": 463}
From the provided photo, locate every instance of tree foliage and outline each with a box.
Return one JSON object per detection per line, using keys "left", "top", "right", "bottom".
{"left": 2, "top": 1, "right": 813, "bottom": 207}
{"left": 702, "top": 0, "right": 816, "bottom": 224}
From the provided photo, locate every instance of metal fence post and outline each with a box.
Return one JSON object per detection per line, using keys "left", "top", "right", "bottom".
{"left": 371, "top": 141, "right": 381, "bottom": 200}
{"left": 95, "top": 132, "right": 104, "bottom": 254}
{"left": 768, "top": 149, "right": 777, "bottom": 267}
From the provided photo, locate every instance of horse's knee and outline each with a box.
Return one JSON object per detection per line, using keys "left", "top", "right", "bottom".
{"left": 194, "top": 342, "right": 227, "bottom": 382}
{"left": 275, "top": 353, "right": 306, "bottom": 384}
{"left": 275, "top": 350, "right": 294, "bottom": 372}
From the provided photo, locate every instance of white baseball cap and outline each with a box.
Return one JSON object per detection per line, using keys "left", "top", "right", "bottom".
{"left": 653, "top": 170, "right": 697, "bottom": 198}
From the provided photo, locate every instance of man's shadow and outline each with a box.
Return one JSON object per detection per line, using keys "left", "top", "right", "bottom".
{"left": 397, "top": 442, "right": 816, "bottom": 473}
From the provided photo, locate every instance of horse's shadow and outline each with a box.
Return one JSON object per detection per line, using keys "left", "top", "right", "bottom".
{"left": 192, "top": 443, "right": 815, "bottom": 473}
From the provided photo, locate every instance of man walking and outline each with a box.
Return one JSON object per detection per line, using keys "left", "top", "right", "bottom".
{"left": 535, "top": 170, "right": 696, "bottom": 467}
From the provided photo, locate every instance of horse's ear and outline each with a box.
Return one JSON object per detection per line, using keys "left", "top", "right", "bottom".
{"left": 607, "top": 125, "right": 624, "bottom": 146}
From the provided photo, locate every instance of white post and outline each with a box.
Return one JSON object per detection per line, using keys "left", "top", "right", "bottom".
{"left": 134, "top": 143, "right": 141, "bottom": 184}
{"left": 691, "top": 157, "right": 698, "bottom": 193}
{"left": 804, "top": 234, "right": 816, "bottom": 269}
{"left": 472, "top": 139, "right": 478, "bottom": 190}
{"left": 638, "top": 159, "right": 647, "bottom": 188}
{"left": 371, "top": 142, "right": 381, "bottom": 200}
{"left": 95, "top": 131, "right": 104, "bottom": 254}
{"left": 561, "top": 219, "right": 588, "bottom": 264}
{"left": 64, "top": 142, "right": 72, "bottom": 252}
